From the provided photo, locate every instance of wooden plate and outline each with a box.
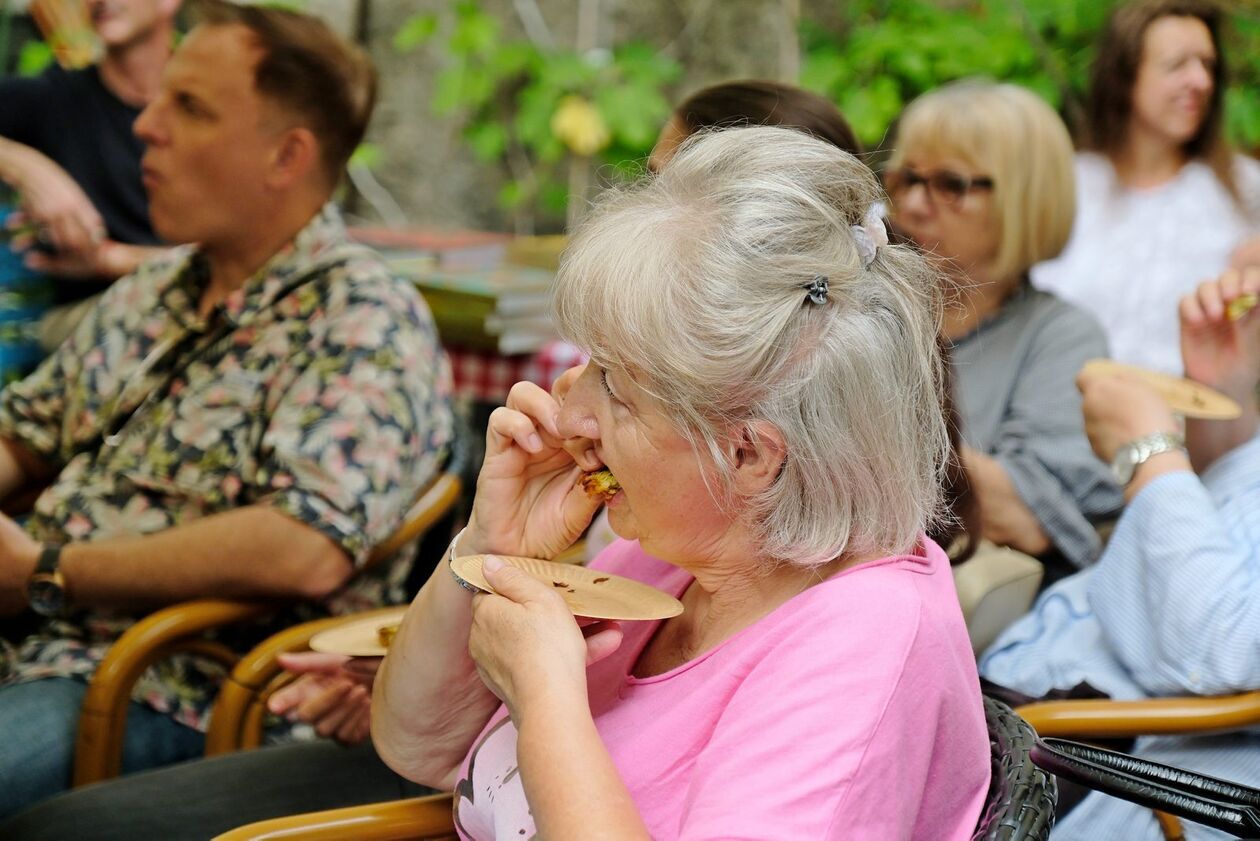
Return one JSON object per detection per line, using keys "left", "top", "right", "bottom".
{"left": 308, "top": 606, "right": 409, "bottom": 658}
{"left": 1081, "top": 359, "right": 1241, "bottom": 420}
{"left": 450, "top": 554, "right": 684, "bottom": 621}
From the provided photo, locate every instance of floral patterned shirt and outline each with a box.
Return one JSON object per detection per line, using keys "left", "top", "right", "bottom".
{"left": 0, "top": 204, "right": 454, "bottom": 729}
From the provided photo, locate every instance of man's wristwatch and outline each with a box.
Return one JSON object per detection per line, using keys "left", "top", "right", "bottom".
{"left": 1110, "top": 431, "right": 1186, "bottom": 487}
{"left": 26, "top": 544, "right": 68, "bottom": 617}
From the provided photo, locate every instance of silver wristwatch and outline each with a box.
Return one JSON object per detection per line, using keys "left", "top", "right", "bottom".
{"left": 1110, "top": 431, "right": 1186, "bottom": 487}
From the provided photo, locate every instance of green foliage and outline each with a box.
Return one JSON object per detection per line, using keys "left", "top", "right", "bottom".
{"left": 399, "top": 0, "right": 679, "bottom": 229}
{"left": 801, "top": 0, "right": 1260, "bottom": 154}
{"left": 16, "top": 40, "right": 52, "bottom": 76}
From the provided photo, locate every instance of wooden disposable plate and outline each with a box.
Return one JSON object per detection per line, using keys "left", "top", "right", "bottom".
{"left": 450, "top": 554, "right": 684, "bottom": 621}
{"left": 308, "top": 606, "right": 409, "bottom": 658}
{"left": 1081, "top": 359, "right": 1241, "bottom": 420}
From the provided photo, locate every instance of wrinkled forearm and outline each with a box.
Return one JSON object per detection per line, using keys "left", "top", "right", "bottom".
{"left": 371, "top": 554, "right": 501, "bottom": 790}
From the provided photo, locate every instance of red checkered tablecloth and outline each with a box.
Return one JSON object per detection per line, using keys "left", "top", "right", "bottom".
{"left": 447, "top": 341, "right": 588, "bottom": 405}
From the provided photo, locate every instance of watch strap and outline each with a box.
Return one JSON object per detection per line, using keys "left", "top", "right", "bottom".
{"left": 1115, "top": 431, "right": 1186, "bottom": 486}
{"left": 35, "top": 543, "right": 62, "bottom": 576}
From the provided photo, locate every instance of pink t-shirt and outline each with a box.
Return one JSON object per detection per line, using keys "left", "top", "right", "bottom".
{"left": 453, "top": 538, "right": 990, "bottom": 840}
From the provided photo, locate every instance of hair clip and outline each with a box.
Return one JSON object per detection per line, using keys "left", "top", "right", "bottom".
{"left": 851, "top": 207, "right": 890, "bottom": 269}
{"left": 804, "top": 275, "right": 829, "bottom": 305}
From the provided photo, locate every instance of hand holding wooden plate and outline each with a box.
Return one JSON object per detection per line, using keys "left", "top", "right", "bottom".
{"left": 451, "top": 554, "right": 684, "bottom": 621}
{"left": 1081, "top": 359, "right": 1241, "bottom": 420}
{"left": 308, "top": 606, "right": 409, "bottom": 658}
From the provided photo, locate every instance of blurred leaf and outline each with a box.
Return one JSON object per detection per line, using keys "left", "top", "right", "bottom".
{"left": 393, "top": 13, "right": 439, "bottom": 53}
{"left": 450, "top": 3, "right": 500, "bottom": 57}
{"left": 497, "top": 181, "right": 525, "bottom": 211}
{"left": 540, "top": 182, "right": 570, "bottom": 215}
{"left": 466, "top": 122, "right": 509, "bottom": 161}
{"left": 595, "top": 84, "right": 671, "bottom": 149}
{"left": 18, "top": 42, "right": 54, "bottom": 77}
{"left": 349, "top": 143, "right": 382, "bottom": 171}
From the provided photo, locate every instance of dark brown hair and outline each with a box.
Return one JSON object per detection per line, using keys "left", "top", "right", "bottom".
{"left": 190, "top": 0, "right": 377, "bottom": 186}
{"left": 674, "top": 80, "right": 864, "bottom": 157}
{"left": 1085, "top": 0, "right": 1235, "bottom": 198}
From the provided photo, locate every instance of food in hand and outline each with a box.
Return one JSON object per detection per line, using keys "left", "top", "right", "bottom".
{"left": 1226, "top": 293, "right": 1258, "bottom": 322}
{"left": 376, "top": 623, "right": 399, "bottom": 649}
{"left": 578, "top": 468, "right": 622, "bottom": 500}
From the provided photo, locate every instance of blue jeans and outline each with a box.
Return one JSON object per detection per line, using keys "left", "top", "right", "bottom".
{"left": 0, "top": 677, "right": 204, "bottom": 819}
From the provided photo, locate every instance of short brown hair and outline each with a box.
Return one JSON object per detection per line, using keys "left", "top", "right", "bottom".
{"left": 675, "top": 80, "right": 863, "bottom": 157}
{"left": 1085, "top": 0, "right": 1234, "bottom": 196}
{"left": 190, "top": 0, "right": 377, "bottom": 186}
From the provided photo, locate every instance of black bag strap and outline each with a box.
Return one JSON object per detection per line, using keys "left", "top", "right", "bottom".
{"left": 1031, "top": 737, "right": 1260, "bottom": 837}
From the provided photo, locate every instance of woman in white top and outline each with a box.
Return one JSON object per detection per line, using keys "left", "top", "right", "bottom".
{"left": 1032, "top": 0, "right": 1260, "bottom": 375}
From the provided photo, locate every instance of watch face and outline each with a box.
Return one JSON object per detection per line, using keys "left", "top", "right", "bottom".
{"left": 1111, "top": 447, "right": 1136, "bottom": 486}
{"left": 27, "top": 574, "right": 65, "bottom": 617}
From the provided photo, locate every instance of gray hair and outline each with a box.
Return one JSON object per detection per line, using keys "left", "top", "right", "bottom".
{"left": 553, "top": 126, "right": 948, "bottom": 565}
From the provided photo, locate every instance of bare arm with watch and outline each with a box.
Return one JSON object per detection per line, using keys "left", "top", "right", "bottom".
{"left": 3, "top": 505, "right": 354, "bottom": 620}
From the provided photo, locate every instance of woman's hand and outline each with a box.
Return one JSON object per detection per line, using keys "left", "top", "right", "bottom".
{"left": 464, "top": 379, "right": 603, "bottom": 560}
{"left": 268, "top": 651, "right": 380, "bottom": 745}
{"left": 468, "top": 556, "right": 622, "bottom": 721}
{"left": 1180, "top": 267, "right": 1260, "bottom": 400}
{"left": 1077, "top": 373, "right": 1179, "bottom": 465}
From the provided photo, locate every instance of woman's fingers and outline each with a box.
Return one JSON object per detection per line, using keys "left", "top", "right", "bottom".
{"left": 505, "top": 381, "right": 562, "bottom": 438}
{"left": 295, "top": 681, "right": 352, "bottom": 726}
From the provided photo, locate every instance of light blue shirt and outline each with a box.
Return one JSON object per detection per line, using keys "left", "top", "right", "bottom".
{"left": 980, "top": 433, "right": 1260, "bottom": 840}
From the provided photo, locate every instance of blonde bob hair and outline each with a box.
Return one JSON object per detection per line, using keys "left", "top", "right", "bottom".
{"left": 888, "top": 80, "right": 1076, "bottom": 282}
{"left": 553, "top": 126, "right": 949, "bottom": 566}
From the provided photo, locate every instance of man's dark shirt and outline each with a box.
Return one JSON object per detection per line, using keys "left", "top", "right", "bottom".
{"left": 0, "top": 64, "right": 161, "bottom": 303}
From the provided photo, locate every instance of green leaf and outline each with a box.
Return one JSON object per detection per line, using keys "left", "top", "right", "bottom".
{"left": 17, "top": 42, "right": 54, "bottom": 77}
{"left": 838, "top": 76, "right": 903, "bottom": 148}
{"left": 540, "top": 181, "right": 570, "bottom": 215}
{"left": 393, "top": 14, "right": 438, "bottom": 54}
{"left": 349, "top": 143, "right": 382, "bottom": 171}
{"left": 450, "top": 5, "right": 500, "bottom": 57}
{"left": 595, "top": 84, "right": 670, "bottom": 149}
{"left": 497, "top": 181, "right": 526, "bottom": 211}
{"left": 465, "top": 121, "right": 509, "bottom": 161}
{"left": 800, "top": 50, "right": 851, "bottom": 95}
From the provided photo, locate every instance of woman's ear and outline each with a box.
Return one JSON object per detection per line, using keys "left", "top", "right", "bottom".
{"left": 730, "top": 421, "right": 787, "bottom": 493}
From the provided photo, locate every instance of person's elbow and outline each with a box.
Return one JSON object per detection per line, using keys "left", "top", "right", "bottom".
{"left": 293, "top": 540, "right": 355, "bottom": 600}
{"left": 266, "top": 514, "right": 356, "bottom": 600}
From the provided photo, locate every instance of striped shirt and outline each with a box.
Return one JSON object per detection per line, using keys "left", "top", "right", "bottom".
{"left": 979, "top": 433, "right": 1260, "bottom": 840}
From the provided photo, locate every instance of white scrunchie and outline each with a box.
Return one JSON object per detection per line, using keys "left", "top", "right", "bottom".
{"left": 850, "top": 207, "right": 890, "bottom": 269}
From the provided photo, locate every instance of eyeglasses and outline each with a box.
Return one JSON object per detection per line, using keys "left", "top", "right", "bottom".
{"left": 884, "top": 167, "right": 994, "bottom": 207}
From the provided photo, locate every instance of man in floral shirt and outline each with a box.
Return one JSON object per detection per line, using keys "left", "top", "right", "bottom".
{"left": 0, "top": 1, "right": 453, "bottom": 818}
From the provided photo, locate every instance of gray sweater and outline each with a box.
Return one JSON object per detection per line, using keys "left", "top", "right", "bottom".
{"left": 951, "top": 283, "right": 1124, "bottom": 568}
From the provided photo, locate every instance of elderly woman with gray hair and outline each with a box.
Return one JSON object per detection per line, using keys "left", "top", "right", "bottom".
{"left": 373, "top": 126, "right": 990, "bottom": 840}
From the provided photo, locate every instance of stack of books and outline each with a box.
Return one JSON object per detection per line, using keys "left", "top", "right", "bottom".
{"left": 353, "top": 227, "right": 560, "bottom": 356}
{"left": 381, "top": 253, "right": 557, "bottom": 357}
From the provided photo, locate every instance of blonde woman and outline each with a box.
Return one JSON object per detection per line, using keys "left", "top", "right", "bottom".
{"left": 887, "top": 80, "right": 1123, "bottom": 575}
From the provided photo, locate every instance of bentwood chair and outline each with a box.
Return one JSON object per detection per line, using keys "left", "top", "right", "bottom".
{"left": 213, "top": 696, "right": 1056, "bottom": 841}
{"left": 1018, "top": 690, "right": 1260, "bottom": 840}
{"left": 71, "top": 469, "right": 462, "bottom": 787}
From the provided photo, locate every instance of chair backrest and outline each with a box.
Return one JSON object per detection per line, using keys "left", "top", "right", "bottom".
{"left": 972, "top": 696, "right": 1058, "bottom": 841}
